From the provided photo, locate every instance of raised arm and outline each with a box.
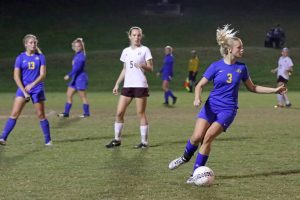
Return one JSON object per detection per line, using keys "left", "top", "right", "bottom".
{"left": 244, "top": 78, "right": 286, "bottom": 94}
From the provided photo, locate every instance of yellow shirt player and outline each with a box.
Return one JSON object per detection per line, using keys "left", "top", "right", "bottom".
{"left": 187, "top": 50, "right": 200, "bottom": 92}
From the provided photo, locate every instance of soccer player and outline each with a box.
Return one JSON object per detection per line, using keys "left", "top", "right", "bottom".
{"left": 57, "top": 38, "right": 90, "bottom": 118}
{"left": 156, "top": 45, "right": 177, "bottom": 105}
{"left": 168, "top": 25, "right": 287, "bottom": 184}
{"left": 0, "top": 34, "right": 52, "bottom": 146}
{"left": 106, "top": 26, "right": 153, "bottom": 149}
{"left": 271, "top": 47, "right": 293, "bottom": 108}
{"left": 187, "top": 50, "right": 200, "bottom": 93}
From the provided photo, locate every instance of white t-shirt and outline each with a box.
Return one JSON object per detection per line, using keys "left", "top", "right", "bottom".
{"left": 277, "top": 56, "right": 293, "bottom": 80}
{"left": 120, "top": 45, "right": 152, "bottom": 88}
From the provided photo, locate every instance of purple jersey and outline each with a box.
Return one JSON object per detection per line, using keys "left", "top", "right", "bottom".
{"left": 14, "top": 52, "right": 45, "bottom": 90}
{"left": 203, "top": 59, "right": 249, "bottom": 110}
{"left": 67, "top": 51, "right": 88, "bottom": 90}
{"left": 160, "top": 54, "right": 174, "bottom": 80}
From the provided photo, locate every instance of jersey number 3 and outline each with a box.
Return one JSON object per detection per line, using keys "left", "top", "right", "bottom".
{"left": 226, "top": 73, "right": 232, "bottom": 83}
{"left": 28, "top": 62, "right": 35, "bottom": 70}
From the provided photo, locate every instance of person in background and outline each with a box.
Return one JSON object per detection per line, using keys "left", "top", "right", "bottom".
{"left": 57, "top": 38, "right": 90, "bottom": 118}
{"left": 271, "top": 47, "right": 293, "bottom": 108}
{"left": 106, "top": 26, "right": 153, "bottom": 149}
{"left": 156, "top": 45, "right": 177, "bottom": 105}
{"left": 187, "top": 50, "right": 200, "bottom": 93}
{"left": 0, "top": 34, "right": 52, "bottom": 146}
{"left": 168, "top": 25, "right": 287, "bottom": 184}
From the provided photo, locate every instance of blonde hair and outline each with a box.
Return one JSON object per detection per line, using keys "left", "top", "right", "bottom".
{"left": 23, "top": 34, "right": 42, "bottom": 54}
{"left": 165, "top": 45, "right": 173, "bottom": 54}
{"left": 127, "top": 26, "right": 144, "bottom": 37}
{"left": 72, "top": 38, "right": 86, "bottom": 55}
{"left": 216, "top": 24, "right": 240, "bottom": 57}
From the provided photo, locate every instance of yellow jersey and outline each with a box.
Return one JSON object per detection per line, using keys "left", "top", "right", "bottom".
{"left": 188, "top": 56, "right": 199, "bottom": 72}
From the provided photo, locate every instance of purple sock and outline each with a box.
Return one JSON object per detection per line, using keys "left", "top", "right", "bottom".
{"left": 83, "top": 104, "right": 90, "bottom": 115}
{"left": 1, "top": 118, "right": 17, "bottom": 140}
{"left": 183, "top": 139, "right": 198, "bottom": 161}
{"left": 164, "top": 92, "right": 168, "bottom": 103}
{"left": 40, "top": 119, "right": 51, "bottom": 143}
{"left": 167, "top": 90, "right": 175, "bottom": 98}
{"left": 193, "top": 153, "right": 209, "bottom": 171}
{"left": 64, "top": 103, "right": 72, "bottom": 114}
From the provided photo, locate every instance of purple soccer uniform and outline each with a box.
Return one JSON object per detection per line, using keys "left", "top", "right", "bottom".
{"left": 68, "top": 51, "right": 88, "bottom": 90}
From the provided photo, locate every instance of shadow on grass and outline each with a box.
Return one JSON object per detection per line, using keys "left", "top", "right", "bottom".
{"left": 54, "top": 135, "right": 113, "bottom": 143}
{"left": 219, "top": 169, "right": 300, "bottom": 179}
{"left": 52, "top": 117, "right": 82, "bottom": 128}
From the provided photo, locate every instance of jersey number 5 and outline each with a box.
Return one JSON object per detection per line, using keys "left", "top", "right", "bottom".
{"left": 226, "top": 73, "right": 232, "bottom": 83}
{"left": 28, "top": 62, "right": 35, "bottom": 70}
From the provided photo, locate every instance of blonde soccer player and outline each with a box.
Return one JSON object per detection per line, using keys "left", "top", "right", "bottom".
{"left": 106, "top": 26, "right": 153, "bottom": 149}
{"left": 168, "top": 25, "right": 286, "bottom": 184}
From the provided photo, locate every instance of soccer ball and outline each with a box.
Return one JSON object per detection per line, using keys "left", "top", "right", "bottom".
{"left": 192, "top": 166, "right": 215, "bottom": 186}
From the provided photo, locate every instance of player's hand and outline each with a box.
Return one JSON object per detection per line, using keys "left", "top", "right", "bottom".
{"left": 24, "top": 93, "right": 30, "bottom": 103}
{"left": 25, "top": 83, "right": 34, "bottom": 92}
{"left": 168, "top": 76, "right": 172, "bottom": 80}
{"left": 275, "top": 85, "right": 287, "bottom": 95}
{"left": 112, "top": 85, "right": 119, "bottom": 95}
{"left": 288, "top": 72, "right": 292, "bottom": 76}
{"left": 271, "top": 69, "right": 276, "bottom": 73}
{"left": 193, "top": 98, "right": 202, "bottom": 107}
{"left": 64, "top": 75, "right": 69, "bottom": 80}
{"left": 156, "top": 72, "right": 160, "bottom": 77}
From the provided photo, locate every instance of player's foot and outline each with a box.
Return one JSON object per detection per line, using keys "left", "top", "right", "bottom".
{"left": 134, "top": 143, "right": 148, "bottom": 149}
{"left": 286, "top": 103, "right": 292, "bottom": 107}
{"left": 172, "top": 97, "right": 177, "bottom": 105}
{"left": 0, "top": 138, "right": 6, "bottom": 146}
{"left": 163, "top": 102, "right": 169, "bottom": 106}
{"left": 45, "top": 141, "right": 53, "bottom": 146}
{"left": 274, "top": 104, "right": 284, "bottom": 108}
{"left": 105, "top": 139, "right": 121, "bottom": 148}
{"left": 57, "top": 113, "right": 69, "bottom": 118}
{"left": 186, "top": 175, "right": 195, "bottom": 184}
{"left": 79, "top": 114, "right": 90, "bottom": 118}
{"left": 168, "top": 156, "right": 187, "bottom": 170}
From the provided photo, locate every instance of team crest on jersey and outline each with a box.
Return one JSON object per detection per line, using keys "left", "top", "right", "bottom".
{"left": 35, "top": 56, "right": 40, "bottom": 60}
{"left": 236, "top": 69, "right": 242, "bottom": 73}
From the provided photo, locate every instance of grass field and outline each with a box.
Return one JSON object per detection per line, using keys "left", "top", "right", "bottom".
{"left": 0, "top": 91, "right": 299, "bottom": 200}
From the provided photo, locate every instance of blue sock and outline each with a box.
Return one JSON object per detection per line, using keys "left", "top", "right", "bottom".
{"left": 1, "top": 118, "right": 17, "bottom": 140}
{"left": 183, "top": 139, "right": 198, "bottom": 161}
{"left": 167, "top": 90, "right": 175, "bottom": 98}
{"left": 64, "top": 103, "right": 72, "bottom": 114}
{"left": 40, "top": 119, "right": 51, "bottom": 144}
{"left": 164, "top": 92, "right": 169, "bottom": 103}
{"left": 193, "top": 153, "right": 209, "bottom": 171}
{"left": 83, "top": 104, "right": 90, "bottom": 115}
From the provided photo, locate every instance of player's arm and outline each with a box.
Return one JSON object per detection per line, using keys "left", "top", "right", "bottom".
{"left": 14, "top": 68, "right": 29, "bottom": 99}
{"left": 113, "top": 64, "right": 126, "bottom": 95}
{"left": 194, "top": 77, "right": 209, "bottom": 107}
{"left": 138, "top": 59, "right": 153, "bottom": 72}
{"left": 271, "top": 67, "right": 278, "bottom": 73}
{"left": 244, "top": 78, "right": 286, "bottom": 94}
{"left": 65, "top": 59, "right": 84, "bottom": 80}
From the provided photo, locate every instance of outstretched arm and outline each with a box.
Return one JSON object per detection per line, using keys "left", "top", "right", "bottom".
{"left": 244, "top": 78, "right": 286, "bottom": 94}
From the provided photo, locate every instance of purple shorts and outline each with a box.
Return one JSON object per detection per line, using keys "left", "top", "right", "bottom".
{"left": 16, "top": 88, "right": 46, "bottom": 104}
{"left": 69, "top": 74, "right": 88, "bottom": 91}
{"left": 197, "top": 102, "right": 237, "bottom": 131}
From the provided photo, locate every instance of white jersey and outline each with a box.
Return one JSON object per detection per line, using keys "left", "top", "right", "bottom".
{"left": 120, "top": 45, "right": 152, "bottom": 88}
{"left": 277, "top": 56, "right": 293, "bottom": 80}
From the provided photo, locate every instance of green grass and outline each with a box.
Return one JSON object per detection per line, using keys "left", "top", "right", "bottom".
{"left": 0, "top": 91, "right": 299, "bottom": 200}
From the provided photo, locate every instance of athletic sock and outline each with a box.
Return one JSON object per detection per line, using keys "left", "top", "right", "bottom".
{"left": 193, "top": 153, "right": 209, "bottom": 171}
{"left": 1, "top": 118, "right": 17, "bottom": 140}
{"left": 83, "top": 104, "right": 90, "bottom": 115}
{"left": 114, "top": 122, "right": 123, "bottom": 141}
{"left": 167, "top": 90, "right": 175, "bottom": 98}
{"left": 276, "top": 94, "right": 284, "bottom": 106}
{"left": 64, "top": 102, "right": 72, "bottom": 114}
{"left": 140, "top": 125, "right": 149, "bottom": 144}
{"left": 40, "top": 119, "right": 51, "bottom": 144}
{"left": 164, "top": 91, "right": 169, "bottom": 103}
{"left": 183, "top": 139, "right": 199, "bottom": 161}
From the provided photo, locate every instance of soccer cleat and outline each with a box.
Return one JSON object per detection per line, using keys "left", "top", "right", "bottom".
{"left": 274, "top": 104, "right": 284, "bottom": 108}
{"left": 172, "top": 97, "right": 177, "bottom": 105}
{"left": 163, "top": 102, "right": 169, "bottom": 106}
{"left": 105, "top": 139, "right": 121, "bottom": 148}
{"left": 134, "top": 143, "right": 148, "bottom": 149}
{"left": 79, "top": 114, "right": 90, "bottom": 118}
{"left": 45, "top": 141, "right": 53, "bottom": 146}
{"left": 57, "top": 113, "right": 69, "bottom": 118}
{"left": 0, "top": 138, "right": 6, "bottom": 146}
{"left": 186, "top": 175, "right": 195, "bottom": 184}
{"left": 286, "top": 103, "right": 292, "bottom": 107}
{"left": 168, "top": 156, "right": 187, "bottom": 170}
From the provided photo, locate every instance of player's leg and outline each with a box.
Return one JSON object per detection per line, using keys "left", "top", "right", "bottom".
{"left": 0, "top": 97, "right": 26, "bottom": 145}
{"left": 169, "top": 118, "right": 210, "bottom": 170}
{"left": 34, "top": 100, "right": 52, "bottom": 146}
{"left": 58, "top": 87, "right": 76, "bottom": 117}
{"left": 134, "top": 96, "right": 149, "bottom": 148}
{"left": 106, "top": 95, "right": 132, "bottom": 148}
{"left": 163, "top": 80, "right": 177, "bottom": 105}
{"left": 78, "top": 90, "right": 90, "bottom": 117}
